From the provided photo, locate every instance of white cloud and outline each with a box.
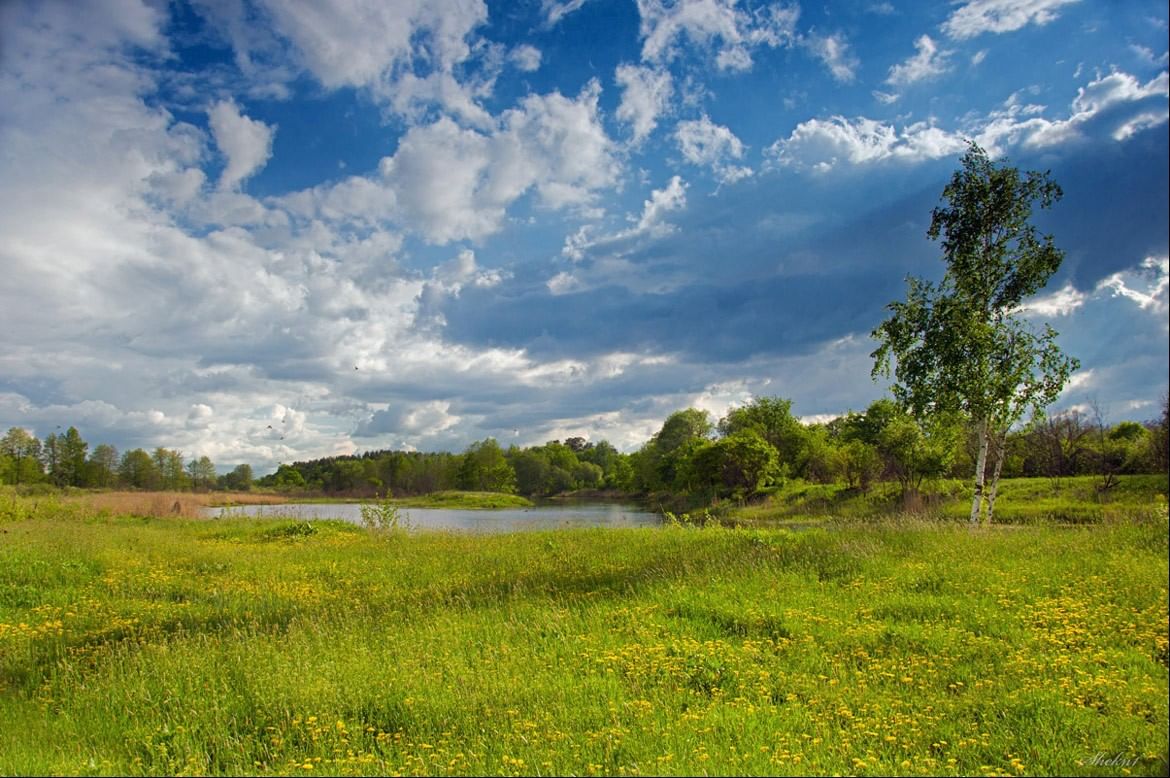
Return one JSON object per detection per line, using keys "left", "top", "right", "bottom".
{"left": 942, "top": 0, "right": 1080, "bottom": 40}
{"left": 767, "top": 117, "right": 966, "bottom": 170}
{"left": 886, "top": 34, "right": 951, "bottom": 86}
{"left": 635, "top": 175, "right": 688, "bottom": 233}
{"left": 208, "top": 100, "right": 276, "bottom": 190}
{"left": 510, "top": 44, "right": 542, "bottom": 72}
{"left": 542, "top": 0, "right": 594, "bottom": 27}
{"left": 1017, "top": 283, "right": 1087, "bottom": 317}
{"left": 1130, "top": 44, "right": 1169, "bottom": 67}
{"left": 975, "top": 70, "right": 1169, "bottom": 153}
{"left": 803, "top": 31, "right": 858, "bottom": 82}
{"left": 1096, "top": 256, "right": 1169, "bottom": 316}
{"left": 616, "top": 64, "right": 674, "bottom": 143}
{"left": 772, "top": 68, "right": 1169, "bottom": 170}
{"left": 256, "top": 0, "right": 486, "bottom": 89}
{"left": 637, "top": 0, "right": 798, "bottom": 72}
{"left": 376, "top": 81, "right": 620, "bottom": 243}
{"left": 675, "top": 116, "right": 752, "bottom": 183}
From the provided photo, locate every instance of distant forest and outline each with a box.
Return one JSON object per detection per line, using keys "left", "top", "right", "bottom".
{"left": 3, "top": 396, "right": 1167, "bottom": 501}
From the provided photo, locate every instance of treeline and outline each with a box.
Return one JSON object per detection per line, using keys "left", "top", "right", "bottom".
{"left": 257, "top": 395, "right": 1169, "bottom": 501}
{"left": 3, "top": 396, "right": 1166, "bottom": 499}
{"left": 0, "top": 427, "right": 253, "bottom": 492}
{"left": 259, "top": 438, "right": 632, "bottom": 496}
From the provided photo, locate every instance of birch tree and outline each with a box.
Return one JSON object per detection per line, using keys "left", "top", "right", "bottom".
{"left": 871, "top": 143, "right": 1078, "bottom": 523}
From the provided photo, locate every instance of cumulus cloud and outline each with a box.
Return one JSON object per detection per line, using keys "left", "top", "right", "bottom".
{"left": 616, "top": 64, "right": 674, "bottom": 143}
{"left": 886, "top": 35, "right": 951, "bottom": 86}
{"left": 674, "top": 116, "right": 752, "bottom": 182}
{"left": 378, "top": 80, "right": 620, "bottom": 243}
{"left": 635, "top": 175, "right": 688, "bottom": 233}
{"left": 208, "top": 99, "right": 276, "bottom": 190}
{"left": 256, "top": 0, "right": 486, "bottom": 89}
{"left": 636, "top": 0, "right": 798, "bottom": 71}
{"left": 803, "top": 31, "right": 858, "bottom": 82}
{"left": 770, "top": 68, "right": 1169, "bottom": 170}
{"left": 767, "top": 117, "right": 966, "bottom": 170}
{"left": 942, "top": 0, "right": 1080, "bottom": 40}
{"left": 510, "top": 44, "right": 542, "bottom": 71}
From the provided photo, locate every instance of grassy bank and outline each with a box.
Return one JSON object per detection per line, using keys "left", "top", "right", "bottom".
{"left": 729, "top": 474, "right": 1169, "bottom": 526}
{"left": 0, "top": 494, "right": 1166, "bottom": 775}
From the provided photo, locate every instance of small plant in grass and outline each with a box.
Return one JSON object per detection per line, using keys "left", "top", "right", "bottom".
{"left": 664, "top": 508, "right": 720, "bottom": 527}
{"left": 359, "top": 493, "right": 406, "bottom": 533}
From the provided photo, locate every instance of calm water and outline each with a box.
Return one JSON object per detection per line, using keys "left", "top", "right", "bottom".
{"left": 206, "top": 502, "right": 661, "bottom": 533}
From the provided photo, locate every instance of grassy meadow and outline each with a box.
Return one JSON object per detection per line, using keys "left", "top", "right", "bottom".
{"left": 0, "top": 484, "right": 1167, "bottom": 776}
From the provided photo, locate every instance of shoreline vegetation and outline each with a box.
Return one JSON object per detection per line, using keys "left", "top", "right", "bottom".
{"left": 0, "top": 484, "right": 1166, "bottom": 775}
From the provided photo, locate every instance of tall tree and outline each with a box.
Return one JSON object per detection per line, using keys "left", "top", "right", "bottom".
{"left": 872, "top": 143, "right": 1078, "bottom": 523}
{"left": 87, "top": 444, "right": 119, "bottom": 488}
{"left": 119, "top": 448, "right": 159, "bottom": 489}
{"left": 187, "top": 455, "right": 217, "bottom": 491}
{"left": 0, "top": 427, "right": 43, "bottom": 485}
{"left": 58, "top": 427, "right": 89, "bottom": 487}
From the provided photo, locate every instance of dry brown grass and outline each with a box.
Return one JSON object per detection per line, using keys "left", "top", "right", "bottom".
{"left": 73, "top": 491, "right": 286, "bottom": 519}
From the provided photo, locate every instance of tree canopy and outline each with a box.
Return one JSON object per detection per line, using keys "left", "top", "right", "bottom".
{"left": 872, "top": 143, "right": 1079, "bottom": 523}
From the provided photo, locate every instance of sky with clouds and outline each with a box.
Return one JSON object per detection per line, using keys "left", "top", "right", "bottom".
{"left": 1, "top": 0, "right": 1166, "bottom": 472}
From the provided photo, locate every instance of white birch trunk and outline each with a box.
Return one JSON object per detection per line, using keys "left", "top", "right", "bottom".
{"left": 986, "top": 427, "right": 1007, "bottom": 524}
{"left": 969, "top": 417, "right": 989, "bottom": 524}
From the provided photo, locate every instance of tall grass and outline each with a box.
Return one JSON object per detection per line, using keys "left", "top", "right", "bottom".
{"left": 0, "top": 495, "right": 1166, "bottom": 775}
{"left": 732, "top": 474, "right": 1169, "bottom": 526}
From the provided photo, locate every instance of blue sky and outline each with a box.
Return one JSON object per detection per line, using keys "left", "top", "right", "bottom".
{"left": 0, "top": 0, "right": 1167, "bottom": 471}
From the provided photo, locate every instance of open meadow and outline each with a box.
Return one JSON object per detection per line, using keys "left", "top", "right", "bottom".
{"left": 0, "top": 485, "right": 1167, "bottom": 776}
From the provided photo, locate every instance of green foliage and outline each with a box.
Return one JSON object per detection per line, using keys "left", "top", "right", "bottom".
{"left": 872, "top": 144, "right": 1079, "bottom": 523}
{"left": 457, "top": 438, "right": 516, "bottom": 494}
{"left": 358, "top": 497, "right": 405, "bottom": 533}
{"left": 118, "top": 448, "right": 159, "bottom": 490}
{"left": 719, "top": 397, "right": 807, "bottom": 478}
{"left": 218, "top": 463, "right": 254, "bottom": 492}
{"left": 0, "top": 428, "right": 43, "bottom": 485}
{"left": 271, "top": 464, "right": 307, "bottom": 491}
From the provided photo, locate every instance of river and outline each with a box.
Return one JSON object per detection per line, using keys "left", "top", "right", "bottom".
{"left": 205, "top": 501, "right": 662, "bottom": 533}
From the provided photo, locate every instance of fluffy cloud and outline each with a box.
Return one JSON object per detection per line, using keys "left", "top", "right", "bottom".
{"left": 277, "top": 80, "right": 621, "bottom": 245}
{"left": 942, "top": 0, "right": 1080, "bottom": 40}
{"left": 256, "top": 0, "right": 486, "bottom": 89}
{"left": 636, "top": 0, "right": 798, "bottom": 71}
{"left": 208, "top": 100, "right": 276, "bottom": 190}
{"left": 616, "top": 64, "right": 674, "bottom": 143}
{"left": 768, "top": 117, "right": 965, "bottom": 170}
{"left": 510, "top": 44, "right": 542, "bottom": 72}
{"left": 770, "top": 69, "right": 1168, "bottom": 170}
{"left": 803, "top": 32, "right": 858, "bottom": 82}
{"left": 674, "top": 116, "right": 752, "bottom": 182}
{"left": 886, "top": 35, "right": 951, "bottom": 86}
{"left": 379, "top": 81, "right": 620, "bottom": 243}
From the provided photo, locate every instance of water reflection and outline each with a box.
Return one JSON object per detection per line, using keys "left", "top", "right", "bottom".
{"left": 207, "top": 502, "right": 661, "bottom": 533}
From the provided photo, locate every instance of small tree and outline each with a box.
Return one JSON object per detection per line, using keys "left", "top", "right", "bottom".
{"left": 872, "top": 143, "right": 1079, "bottom": 523}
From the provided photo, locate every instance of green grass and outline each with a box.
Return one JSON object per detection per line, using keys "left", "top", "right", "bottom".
{"left": 0, "top": 499, "right": 1166, "bottom": 775}
{"left": 389, "top": 491, "right": 535, "bottom": 509}
{"left": 730, "top": 475, "right": 1169, "bottom": 526}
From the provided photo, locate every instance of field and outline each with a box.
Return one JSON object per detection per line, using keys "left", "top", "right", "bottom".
{"left": 0, "top": 485, "right": 1167, "bottom": 776}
